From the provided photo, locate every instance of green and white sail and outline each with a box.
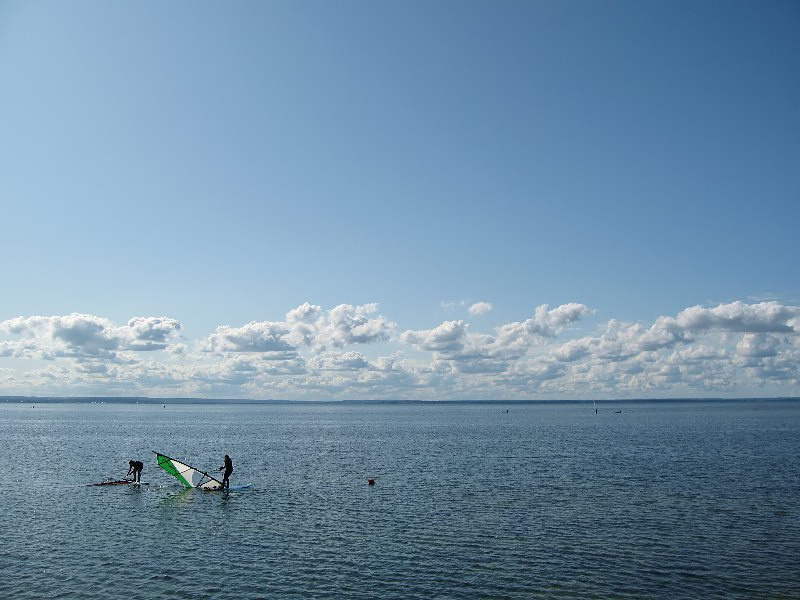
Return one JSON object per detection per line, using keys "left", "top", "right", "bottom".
{"left": 154, "top": 452, "right": 223, "bottom": 489}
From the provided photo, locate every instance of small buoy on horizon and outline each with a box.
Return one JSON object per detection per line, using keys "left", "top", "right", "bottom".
{"left": 367, "top": 479, "right": 375, "bottom": 485}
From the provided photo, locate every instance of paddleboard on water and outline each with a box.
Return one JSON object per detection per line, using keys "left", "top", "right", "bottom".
{"left": 87, "top": 479, "right": 149, "bottom": 487}
{"left": 194, "top": 483, "right": 253, "bottom": 491}
{"left": 219, "top": 483, "right": 252, "bottom": 491}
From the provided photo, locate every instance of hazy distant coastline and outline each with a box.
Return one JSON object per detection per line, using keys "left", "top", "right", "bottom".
{"left": 2, "top": 396, "right": 798, "bottom": 406}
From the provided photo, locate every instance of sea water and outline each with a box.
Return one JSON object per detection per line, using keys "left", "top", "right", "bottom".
{"left": 1, "top": 400, "right": 798, "bottom": 599}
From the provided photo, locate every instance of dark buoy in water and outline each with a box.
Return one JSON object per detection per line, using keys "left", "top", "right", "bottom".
{"left": 367, "top": 479, "right": 375, "bottom": 486}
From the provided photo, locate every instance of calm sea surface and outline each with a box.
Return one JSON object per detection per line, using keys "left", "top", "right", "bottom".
{"left": 1, "top": 400, "right": 799, "bottom": 599}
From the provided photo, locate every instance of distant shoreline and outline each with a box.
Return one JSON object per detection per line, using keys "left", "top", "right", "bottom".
{"left": 1, "top": 395, "right": 798, "bottom": 405}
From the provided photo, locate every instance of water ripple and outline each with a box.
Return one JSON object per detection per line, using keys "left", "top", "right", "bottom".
{"left": 2, "top": 401, "right": 800, "bottom": 598}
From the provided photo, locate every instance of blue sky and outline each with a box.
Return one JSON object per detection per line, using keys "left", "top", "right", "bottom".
{"left": 1, "top": 0, "right": 798, "bottom": 399}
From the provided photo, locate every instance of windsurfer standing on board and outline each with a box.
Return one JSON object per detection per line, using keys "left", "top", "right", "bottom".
{"left": 127, "top": 460, "right": 144, "bottom": 483}
{"left": 218, "top": 454, "right": 233, "bottom": 489}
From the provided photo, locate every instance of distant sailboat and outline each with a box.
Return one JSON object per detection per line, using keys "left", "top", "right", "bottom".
{"left": 593, "top": 399, "right": 597, "bottom": 414}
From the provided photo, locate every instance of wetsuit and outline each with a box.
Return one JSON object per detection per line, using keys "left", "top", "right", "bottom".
{"left": 127, "top": 460, "right": 144, "bottom": 482}
{"left": 221, "top": 455, "right": 233, "bottom": 489}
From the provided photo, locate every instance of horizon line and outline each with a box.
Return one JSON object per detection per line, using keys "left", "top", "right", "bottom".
{"left": 1, "top": 395, "right": 798, "bottom": 405}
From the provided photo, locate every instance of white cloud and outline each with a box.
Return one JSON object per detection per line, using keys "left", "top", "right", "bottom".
{"left": 124, "top": 317, "right": 182, "bottom": 350}
{"left": 286, "top": 302, "right": 323, "bottom": 324}
{"left": 310, "top": 351, "right": 371, "bottom": 371}
{"left": 202, "top": 303, "right": 395, "bottom": 356}
{"left": 673, "top": 301, "right": 800, "bottom": 334}
{"left": 552, "top": 338, "right": 594, "bottom": 362}
{"left": 0, "top": 313, "right": 182, "bottom": 360}
{"left": 736, "top": 333, "right": 780, "bottom": 359}
{"left": 1, "top": 300, "right": 798, "bottom": 399}
{"left": 401, "top": 320, "right": 468, "bottom": 352}
{"left": 204, "top": 321, "right": 295, "bottom": 354}
{"left": 495, "top": 303, "right": 592, "bottom": 344}
{"left": 321, "top": 303, "right": 394, "bottom": 348}
{"left": 468, "top": 302, "right": 492, "bottom": 316}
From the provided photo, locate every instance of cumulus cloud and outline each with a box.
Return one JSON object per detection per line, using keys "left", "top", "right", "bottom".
{"left": 673, "top": 301, "right": 800, "bottom": 334}
{"left": 0, "top": 313, "right": 182, "bottom": 359}
{"left": 310, "top": 351, "right": 371, "bottom": 371}
{"left": 495, "top": 303, "right": 592, "bottom": 344}
{"left": 204, "top": 321, "right": 295, "bottom": 354}
{"left": 399, "top": 304, "right": 593, "bottom": 379}
{"left": 552, "top": 338, "right": 594, "bottom": 363}
{"left": 286, "top": 302, "right": 323, "bottom": 324}
{"left": 736, "top": 333, "right": 780, "bottom": 359}
{"left": 402, "top": 320, "right": 468, "bottom": 352}
{"left": 322, "top": 303, "right": 394, "bottom": 348}
{"left": 124, "top": 317, "right": 182, "bottom": 350}
{"left": 468, "top": 302, "right": 492, "bottom": 316}
{"left": 1, "top": 300, "right": 798, "bottom": 399}
{"left": 202, "top": 303, "right": 395, "bottom": 356}
{"left": 0, "top": 340, "right": 36, "bottom": 359}
{"left": 403, "top": 304, "right": 591, "bottom": 361}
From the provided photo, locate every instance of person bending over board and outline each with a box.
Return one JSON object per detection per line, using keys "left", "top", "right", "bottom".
{"left": 219, "top": 454, "right": 233, "bottom": 489}
{"left": 127, "top": 460, "right": 144, "bottom": 482}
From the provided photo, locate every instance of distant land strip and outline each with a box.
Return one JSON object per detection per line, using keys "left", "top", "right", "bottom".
{"left": 1, "top": 396, "right": 798, "bottom": 405}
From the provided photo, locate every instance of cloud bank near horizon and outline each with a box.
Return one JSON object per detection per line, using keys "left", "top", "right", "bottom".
{"left": 1, "top": 300, "right": 798, "bottom": 399}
